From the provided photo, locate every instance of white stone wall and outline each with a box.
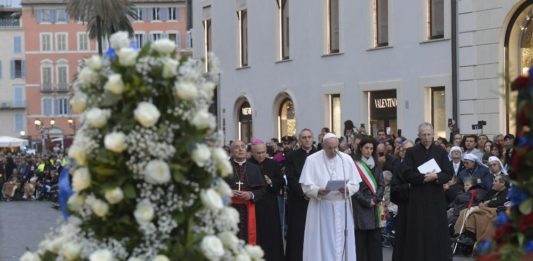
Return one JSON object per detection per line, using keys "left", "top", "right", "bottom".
{"left": 193, "top": 0, "right": 452, "bottom": 142}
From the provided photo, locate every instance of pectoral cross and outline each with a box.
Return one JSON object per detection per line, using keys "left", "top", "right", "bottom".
{"left": 236, "top": 181, "right": 244, "bottom": 191}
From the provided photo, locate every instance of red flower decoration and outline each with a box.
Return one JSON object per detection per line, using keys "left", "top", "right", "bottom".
{"left": 511, "top": 152, "right": 523, "bottom": 172}
{"left": 512, "top": 76, "right": 531, "bottom": 90}
{"left": 494, "top": 224, "right": 513, "bottom": 241}
{"left": 478, "top": 252, "right": 501, "bottom": 261}
{"left": 518, "top": 110, "right": 529, "bottom": 126}
{"left": 519, "top": 212, "right": 533, "bottom": 231}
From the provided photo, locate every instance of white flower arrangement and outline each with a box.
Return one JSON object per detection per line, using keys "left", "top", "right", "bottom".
{"left": 28, "top": 31, "right": 260, "bottom": 261}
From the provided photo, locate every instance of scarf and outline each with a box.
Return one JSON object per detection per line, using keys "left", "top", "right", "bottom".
{"left": 362, "top": 156, "right": 375, "bottom": 169}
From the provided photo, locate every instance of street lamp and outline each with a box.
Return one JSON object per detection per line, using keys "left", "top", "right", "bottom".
{"left": 68, "top": 118, "right": 77, "bottom": 134}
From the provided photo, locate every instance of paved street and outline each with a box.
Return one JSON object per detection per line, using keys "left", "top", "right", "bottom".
{"left": 0, "top": 201, "right": 62, "bottom": 261}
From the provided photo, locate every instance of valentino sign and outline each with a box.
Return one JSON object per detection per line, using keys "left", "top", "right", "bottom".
{"left": 374, "top": 98, "right": 397, "bottom": 109}
{"left": 369, "top": 90, "right": 397, "bottom": 120}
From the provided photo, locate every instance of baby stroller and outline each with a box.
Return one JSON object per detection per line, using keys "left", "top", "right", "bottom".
{"left": 452, "top": 189, "right": 480, "bottom": 256}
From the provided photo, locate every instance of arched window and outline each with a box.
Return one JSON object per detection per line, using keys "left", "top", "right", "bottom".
{"left": 278, "top": 98, "right": 296, "bottom": 139}
{"left": 238, "top": 101, "right": 252, "bottom": 143}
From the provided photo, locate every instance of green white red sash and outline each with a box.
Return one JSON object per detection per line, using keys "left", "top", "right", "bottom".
{"left": 355, "top": 161, "right": 377, "bottom": 194}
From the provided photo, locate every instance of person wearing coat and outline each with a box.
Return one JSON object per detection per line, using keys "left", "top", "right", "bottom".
{"left": 351, "top": 137, "right": 385, "bottom": 261}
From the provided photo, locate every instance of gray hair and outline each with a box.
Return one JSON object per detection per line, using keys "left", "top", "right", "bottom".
{"left": 402, "top": 139, "right": 415, "bottom": 148}
{"left": 418, "top": 122, "right": 434, "bottom": 135}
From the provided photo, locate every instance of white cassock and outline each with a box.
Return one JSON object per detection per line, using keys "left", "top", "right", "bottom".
{"left": 299, "top": 150, "right": 361, "bottom": 261}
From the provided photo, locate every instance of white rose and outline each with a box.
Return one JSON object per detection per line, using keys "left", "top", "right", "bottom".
{"left": 200, "top": 235, "right": 225, "bottom": 260}
{"left": 104, "top": 187, "right": 124, "bottom": 204}
{"left": 214, "top": 180, "right": 233, "bottom": 197}
{"left": 104, "top": 132, "right": 127, "bottom": 153}
{"left": 221, "top": 207, "right": 240, "bottom": 226}
{"left": 162, "top": 58, "right": 179, "bottom": 79}
{"left": 86, "top": 55, "right": 103, "bottom": 71}
{"left": 85, "top": 108, "right": 111, "bottom": 128}
{"left": 218, "top": 231, "right": 239, "bottom": 249}
{"left": 128, "top": 258, "right": 143, "bottom": 261}
{"left": 191, "top": 110, "right": 215, "bottom": 130}
{"left": 218, "top": 161, "right": 233, "bottom": 177}
{"left": 211, "top": 148, "right": 232, "bottom": 177}
{"left": 70, "top": 93, "right": 87, "bottom": 113}
{"left": 104, "top": 74, "right": 125, "bottom": 95}
{"left": 153, "top": 38, "right": 176, "bottom": 55}
{"left": 78, "top": 67, "right": 98, "bottom": 85}
{"left": 235, "top": 254, "right": 251, "bottom": 261}
{"left": 192, "top": 144, "right": 211, "bottom": 167}
{"left": 134, "top": 102, "right": 161, "bottom": 127}
{"left": 117, "top": 47, "right": 138, "bottom": 66}
{"left": 48, "top": 236, "right": 66, "bottom": 253}
{"left": 68, "top": 144, "right": 87, "bottom": 166}
{"left": 67, "top": 193, "right": 86, "bottom": 212}
{"left": 62, "top": 242, "right": 82, "bottom": 261}
{"left": 144, "top": 160, "right": 171, "bottom": 184}
{"left": 201, "top": 189, "right": 224, "bottom": 210}
{"left": 89, "top": 249, "right": 115, "bottom": 261}
{"left": 20, "top": 252, "right": 41, "bottom": 261}
{"left": 174, "top": 81, "right": 198, "bottom": 100}
{"left": 153, "top": 255, "right": 170, "bottom": 261}
{"left": 110, "top": 31, "right": 130, "bottom": 50}
{"left": 72, "top": 168, "right": 91, "bottom": 192}
{"left": 244, "top": 245, "right": 264, "bottom": 260}
{"left": 134, "top": 200, "right": 154, "bottom": 224}
{"left": 87, "top": 197, "right": 109, "bottom": 217}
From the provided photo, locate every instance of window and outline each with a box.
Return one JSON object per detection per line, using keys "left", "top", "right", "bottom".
{"left": 41, "top": 9, "right": 51, "bottom": 23}
{"left": 14, "top": 36, "right": 22, "bottom": 53}
{"left": 135, "top": 8, "right": 143, "bottom": 21}
{"left": 203, "top": 18, "right": 212, "bottom": 71}
{"left": 327, "top": 0, "right": 340, "bottom": 53}
{"left": 168, "top": 7, "right": 178, "bottom": 20}
{"left": 78, "top": 32, "right": 89, "bottom": 51}
{"left": 135, "top": 33, "right": 144, "bottom": 47}
{"left": 428, "top": 0, "right": 444, "bottom": 39}
{"left": 329, "top": 94, "right": 341, "bottom": 136}
{"left": 42, "top": 97, "right": 53, "bottom": 116}
{"left": 41, "top": 65, "right": 52, "bottom": 90}
{"left": 14, "top": 86, "right": 24, "bottom": 107}
{"left": 167, "top": 32, "right": 181, "bottom": 48}
{"left": 238, "top": 9, "right": 248, "bottom": 66}
{"left": 431, "top": 87, "right": 446, "bottom": 138}
{"left": 375, "top": 0, "right": 388, "bottom": 47}
{"left": 55, "top": 97, "right": 70, "bottom": 115}
{"left": 186, "top": 30, "right": 192, "bottom": 49}
{"left": 11, "top": 60, "right": 25, "bottom": 79}
{"left": 41, "top": 33, "right": 52, "bottom": 51}
{"left": 15, "top": 112, "right": 24, "bottom": 133}
{"left": 278, "top": 0, "right": 290, "bottom": 60}
{"left": 57, "top": 65, "right": 68, "bottom": 91}
{"left": 56, "top": 9, "right": 67, "bottom": 23}
{"left": 56, "top": 33, "right": 68, "bottom": 51}
{"left": 152, "top": 8, "right": 161, "bottom": 20}
{"left": 152, "top": 33, "right": 162, "bottom": 42}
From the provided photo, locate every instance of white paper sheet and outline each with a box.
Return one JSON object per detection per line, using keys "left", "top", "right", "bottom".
{"left": 325, "top": 180, "right": 347, "bottom": 191}
{"left": 417, "top": 158, "right": 442, "bottom": 174}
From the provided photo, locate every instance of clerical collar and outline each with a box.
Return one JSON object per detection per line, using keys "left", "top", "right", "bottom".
{"left": 301, "top": 147, "right": 313, "bottom": 154}
{"left": 233, "top": 159, "right": 247, "bottom": 166}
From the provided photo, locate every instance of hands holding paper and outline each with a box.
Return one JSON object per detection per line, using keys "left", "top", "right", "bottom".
{"left": 318, "top": 188, "right": 330, "bottom": 196}
{"left": 423, "top": 170, "right": 438, "bottom": 183}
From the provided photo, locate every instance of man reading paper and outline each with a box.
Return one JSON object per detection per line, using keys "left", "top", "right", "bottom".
{"left": 299, "top": 133, "right": 361, "bottom": 261}
{"left": 400, "top": 122, "right": 454, "bottom": 261}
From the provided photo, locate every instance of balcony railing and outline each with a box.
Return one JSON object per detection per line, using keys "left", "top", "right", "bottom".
{"left": 57, "top": 83, "right": 69, "bottom": 92}
{"left": 0, "top": 100, "right": 26, "bottom": 109}
{"left": 41, "top": 83, "right": 53, "bottom": 92}
{"left": 0, "top": 18, "right": 20, "bottom": 28}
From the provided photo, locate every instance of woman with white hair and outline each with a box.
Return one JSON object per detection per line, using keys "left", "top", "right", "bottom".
{"left": 448, "top": 146, "right": 465, "bottom": 176}
{"left": 457, "top": 153, "right": 493, "bottom": 191}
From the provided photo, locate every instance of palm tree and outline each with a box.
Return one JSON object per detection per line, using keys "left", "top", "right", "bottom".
{"left": 67, "top": 0, "right": 137, "bottom": 55}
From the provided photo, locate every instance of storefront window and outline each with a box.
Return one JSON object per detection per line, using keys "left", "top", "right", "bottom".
{"left": 369, "top": 90, "right": 397, "bottom": 137}
{"left": 431, "top": 87, "right": 446, "bottom": 139}
{"left": 329, "top": 94, "right": 341, "bottom": 136}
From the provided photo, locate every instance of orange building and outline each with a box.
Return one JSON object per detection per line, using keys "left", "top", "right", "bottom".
{"left": 21, "top": 0, "right": 188, "bottom": 154}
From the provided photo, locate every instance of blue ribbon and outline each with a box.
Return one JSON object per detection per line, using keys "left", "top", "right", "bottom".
{"left": 58, "top": 167, "right": 73, "bottom": 220}
{"left": 104, "top": 47, "right": 117, "bottom": 60}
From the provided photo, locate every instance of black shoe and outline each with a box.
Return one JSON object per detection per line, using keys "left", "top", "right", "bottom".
{"left": 457, "top": 235, "right": 475, "bottom": 246}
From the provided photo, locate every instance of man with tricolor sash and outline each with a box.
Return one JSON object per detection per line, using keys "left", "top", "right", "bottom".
{"left": 351, "top": 137, "right": 385, "bottom": 261}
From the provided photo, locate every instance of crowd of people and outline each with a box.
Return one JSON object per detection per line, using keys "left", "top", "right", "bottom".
{"left": 0, "top": 153, "right": 67, "bottom": 202}
{"left": 225, "top": 120, "right": 512, "bottom": 261}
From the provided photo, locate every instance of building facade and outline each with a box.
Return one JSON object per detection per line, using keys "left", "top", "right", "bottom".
{"left": 21, "top": 0, "right": 188, "bottom": 154}
{"left": 192, "top": 0, "right": 453, "bottom": 143}
{"left": 0, "top": 7, "right": 26, "bottom": 138}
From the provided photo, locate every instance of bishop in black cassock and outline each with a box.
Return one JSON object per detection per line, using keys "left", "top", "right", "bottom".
{"left": 400, "top": 123, "right": 453, "bottom": 261}
{"left": 284, "top": 129, "right": 317, "bottom": 261}
{"left": 249, "top": 140, "right": 284, "bottom": 261}
{"left": 228, "top": 140, "right": 266, "bottom": 244}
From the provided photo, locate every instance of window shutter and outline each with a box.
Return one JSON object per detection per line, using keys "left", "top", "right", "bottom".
{"left": 50, "top": 10, "right": 57, "bottom": 23}
{"left": 14, "top": 36, "right": 21, "bottom": 53}
{"left": 15, "top": 113, "right": 24, "bottom": 132}
{"left": 36, "top": 10, "right": 42, "bottom": 23}
{"left": 186, "top": 31, "right": 191, "bottom": 49}
{"left": 54, "top": 98, "right": 59, "bottom": 115}
{"left": 176, "top": 32, "right": 181, "bottom": 48}
{"left": 0, "top": 61, "right": 2, "bottom": 79}
{"left": 176, "top": 7, "right": 180, "bottom": 21}
{"left": 10, "top": 60, "right": 15, "bottom": 79}
{"left": 161, "top": 8, "right": 169, "bottom": 21}
{"left": 14, "top": 87, "right": 23, "bottom": 106}
{"left": 144, "top": 8, "right": 152, "bottom": 21}
{"left": 21, "top": 60, "right": 26, "bottom": 79}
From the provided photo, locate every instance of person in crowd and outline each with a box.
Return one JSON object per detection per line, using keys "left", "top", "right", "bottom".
{"left": 352, "top": 137, "right": 384, "bottom": 261}
{"left": 381, "top": 170, "right": 397, "bottom": 247}
{"left": 272, "top": 142, "right": 286, "bottom": 165}
{"left": 249, "top": 139, "right": 284, "bottom": 261}
{"left": 339, "top": 137, "right": 352, "bottom": 155}
{"left": 377, "top": 129, "right": 387, "bottom": 144}
{"left": 228, "top": 140, "right": 266, "bottom": 244}
{"left": 502, "top": 134, "right": 515, "bottom": 171}
{"left": 393, "top": 137, "right": 406, "bottom": 157}
{"left": 453, "top": 133, "right": 463, "bottom": 147}
{"left": 490, "top": 143, "right": 504, "bottom": 160}
{"left": 285, "top": 129, "right": 317, "bottom": 261}
{"left": 2, "top": 173, "right": 20, "bottom": 201}
{"left": 350, "top": 134, "right": 363, "bottom": 157}
{"left": 400, "top": 122, "right": 454, "bottom": 261}
{"left": 4, "top": 156, "right": 16, "bottom": 182}
{"left": 457, "top": 154, "right": 493, "bottom": 191}
{"left": 300, "top": 133, "right": 360, "bottom": 261}
{"left": 493, "top": 134, "right": 504, "bottom": 147}
{"left": 478, "top": 134, "right": 489, "bottom": 151}
{"left": 376, "top": 143, "right": 399, "bottom": 174}
{"left": 448, "top": 146, "right": 465, "bottom": 176}
{"left": 343, "top": 120, "right": 356, "bottom": 145}
{"left": 317, "top": 127, "right": 330, "bottom": 150}
{"left": 464, "top": 135, "right": 484, "bottom": 160}
{"left": 482, "top": 140, "right": 493, "bottom": 163}
{"left": 384, "top": 139, "right": 395, "bottom": 156}
{"left": 487, "top": 156, "right": 507, "bottom": 177}
{"left": 446, "top": 177, "right": 487, "bottom": 229}
{"left": 454, "top": 175, "right": 510, "bottom": 245}
{"left": 435, "top": 137, "right": 449, "bottom": 151}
